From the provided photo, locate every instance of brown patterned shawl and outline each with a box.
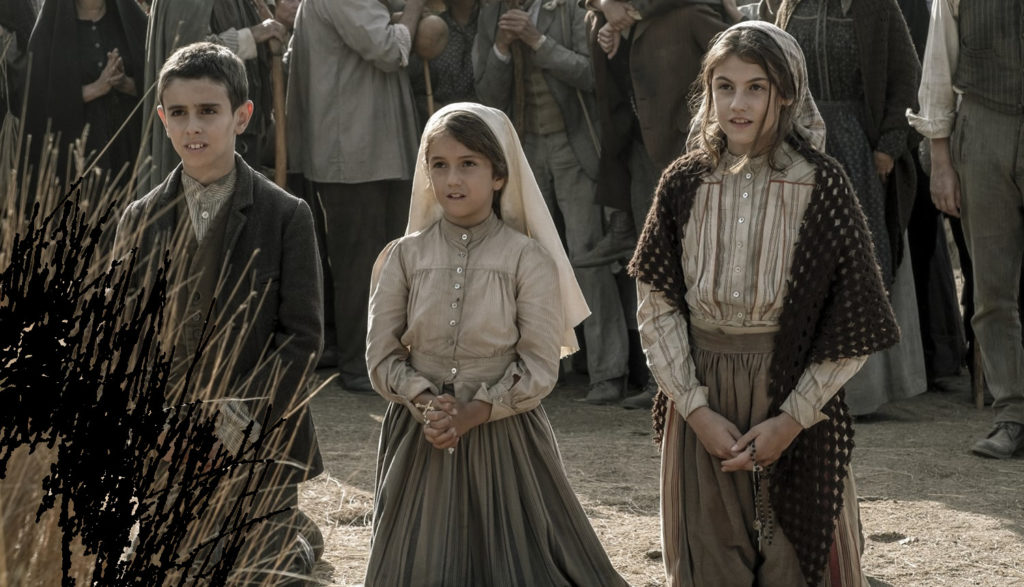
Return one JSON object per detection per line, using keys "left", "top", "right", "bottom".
{"left": 628, "top": 135, "right": 900, "bottom": 585}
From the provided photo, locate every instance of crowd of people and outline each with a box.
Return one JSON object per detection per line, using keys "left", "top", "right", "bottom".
{"left": 2, "top": 0, "right": 1023, "bottom": 584}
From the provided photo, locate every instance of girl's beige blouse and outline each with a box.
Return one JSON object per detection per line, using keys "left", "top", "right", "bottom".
{"left": 638, "top": 144, "right": 867, "bottom": 428}
{"left": 366, "top": 214, "right": 564, "bottom": 423}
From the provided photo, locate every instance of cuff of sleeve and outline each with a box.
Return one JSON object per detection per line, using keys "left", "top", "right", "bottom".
{"left": 493, "top": 43, "right": 512, "bottom": 63}
{"left": 396, "top": 374, "right": 437, "bottom": 404}
{"left": 674, "top": 386, "right": 710, "bottom": 420}
{"left": 906, "top": 108, "right": 954, "bottom": 139}
{"left": 236, "top": 27, "right": 258, "bottom": 60}
{"left": 214, "top": 401, "right": 261, "bottom": 454}
{"left": 530, "top": 35, "right": 549, "bottom": 51}
{"left": 474, "top": 363, "right": 525, "bottom": 421}
{"left": 779, "top": 392, "right": 827, "bottom": 429}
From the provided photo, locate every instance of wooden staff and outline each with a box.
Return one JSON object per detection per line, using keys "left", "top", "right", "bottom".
{"left": 250, "top": 0, "right": 288, "bottom": 188}
{"left": 507, "top": 0, "right": 526, "bottom": 132}
{"left": 424, "top": 61, "right": 436, "bottom": 116}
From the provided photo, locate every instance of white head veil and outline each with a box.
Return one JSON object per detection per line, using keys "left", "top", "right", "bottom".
{"left": 405, "top": 102, "right": 590, "bottom": 357}
{"left": 687, "top": 20, "right": 826, "bottom": 152}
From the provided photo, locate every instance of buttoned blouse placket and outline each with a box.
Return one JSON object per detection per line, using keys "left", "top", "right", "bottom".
{"left": 724, "top": 162, "right": 765, "bottom": 323}
{"left": 726, "top": 166, "right": 758, "bottom": 324}
{"left": 445, "top": 229, "right": 471, "bottom": 384}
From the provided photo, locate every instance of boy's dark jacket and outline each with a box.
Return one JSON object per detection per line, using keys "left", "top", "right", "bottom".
{"left": 115, "top": 155, "right": 324, "bottom": 482}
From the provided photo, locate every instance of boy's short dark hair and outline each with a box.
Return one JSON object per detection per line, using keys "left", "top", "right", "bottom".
{"left": 158, "top": 42, "right": 248, "bottom": 110}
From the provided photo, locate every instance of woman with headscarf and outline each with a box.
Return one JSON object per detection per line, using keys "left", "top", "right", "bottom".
{"left": 630, "top": 22, "right": 897, "bottom": 585}
{"left": 769, "top": 0, "right": 928, "bottom": 415}
{"left": 364, "top": 102, "right": 627, "bottom": 586}
{"left": 24, "top": 0, "right": 146, "bottom": 184}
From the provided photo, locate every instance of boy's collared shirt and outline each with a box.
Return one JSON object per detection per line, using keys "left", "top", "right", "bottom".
{"left": 181, "top": 167, "right": 237, "bottom": 244}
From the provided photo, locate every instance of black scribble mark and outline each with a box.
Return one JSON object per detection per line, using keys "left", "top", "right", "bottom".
{"left": 1, "top": 181, "right": 293, "bottom": 585}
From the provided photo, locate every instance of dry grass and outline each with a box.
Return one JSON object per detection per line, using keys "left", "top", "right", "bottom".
{"left": 303, "top": 373, "right": 1024, "bottom": 586}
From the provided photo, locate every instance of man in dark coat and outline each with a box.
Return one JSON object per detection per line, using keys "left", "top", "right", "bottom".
{"left": 577, "top": 0, "right": 736, "bottom": 408}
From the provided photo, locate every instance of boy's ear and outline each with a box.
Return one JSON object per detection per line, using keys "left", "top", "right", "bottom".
{"left": 234, "top": 100, "right": 254, "bottom": 135}
{"left": 156, "top": 105, "right": 168, "bottom": 129}
{"left": 492, "top": 176, "right": 506, "bottom": 192}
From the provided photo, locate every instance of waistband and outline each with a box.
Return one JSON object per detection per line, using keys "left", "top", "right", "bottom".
{"left": 689, "top": 318, "right": 778, "bottom": 354}
{"left": 410, "top": 351, "right": 515, "bottom": 384}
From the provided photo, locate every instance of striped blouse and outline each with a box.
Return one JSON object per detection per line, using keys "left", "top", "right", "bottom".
{"left": 637, "top": 143, "right": 867, "bottom": 428}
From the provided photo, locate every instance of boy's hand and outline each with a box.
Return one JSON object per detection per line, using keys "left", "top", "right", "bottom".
{"left": 721, "top": 413, "right": 802, "bottom": 472}
{"left": 686, "top": 406, "right": 743, "bottom": 461}
{"left": 251, "top": 18, "right": 287, "bottom": 44}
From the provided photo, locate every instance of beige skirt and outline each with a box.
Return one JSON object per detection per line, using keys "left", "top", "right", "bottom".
{"left": 364, "top": 400, "right": 628, "bottom": 587}
{"left": 661, "top": 326, "right": 867, "bottom": 587}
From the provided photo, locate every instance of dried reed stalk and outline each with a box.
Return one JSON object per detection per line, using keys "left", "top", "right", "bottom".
{"left": 1, "top": 84, "right": 326, "bottom": 585}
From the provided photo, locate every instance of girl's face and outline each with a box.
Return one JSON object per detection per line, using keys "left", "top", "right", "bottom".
{"left": 427, "top": 132, "right": 506, "bottom": 228}
{"left": 711, "top": 55, "right": 789, "bottom": 157}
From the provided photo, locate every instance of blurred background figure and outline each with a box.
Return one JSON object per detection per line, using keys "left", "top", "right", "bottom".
{"left": 580, "top": 0, "right": 737, "bottom": 408}
{"left": 286, "top": 0, "right": 423, "bottom": 393}
{"left": 909, "top": 0, "right": 1024, "bottom": 459}
{"left": 897, "top": 0, "right": 968, "bottom": 392}
{"left": 773, "top": 0, "right": 928, "bottom": 415}
{"left": 474, "top": 0, "right": 631, "bottom": 404}
{"left": 407, "top": 0, "right": 478, "bottom": 130}
{"left": 0, "top": 0, "right": 36, "bottom": 199}
{"left": 22, "top": 0, "right": 146, "bottom": 188}
{"left": 275, "top": 0, "right": 301, "bottom": 30}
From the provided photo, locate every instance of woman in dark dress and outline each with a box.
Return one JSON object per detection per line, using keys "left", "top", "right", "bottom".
{"left": 774, "top": 0, "right": 928, "bottom": 415}
{"left": 24, "top": 0, "right": 146, "bottom": 185}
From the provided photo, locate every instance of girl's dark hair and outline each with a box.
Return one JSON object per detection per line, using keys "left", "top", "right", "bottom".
{"left": 424, "top": 110, "right": 509, "bottom": 216}
{"left": 689, "top": 26, "right": 799, "bottom": 171}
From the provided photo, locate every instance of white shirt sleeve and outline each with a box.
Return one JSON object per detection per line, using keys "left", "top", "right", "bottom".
{"left": 906, "top": 0, "right": 960, "bottom": 139}
{"left": 394, "top": 22, "right": 412, "bottom": 67}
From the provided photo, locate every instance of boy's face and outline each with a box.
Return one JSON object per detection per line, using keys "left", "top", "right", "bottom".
{"left": 157, "top": 77, "right": 252, "bottom": 185}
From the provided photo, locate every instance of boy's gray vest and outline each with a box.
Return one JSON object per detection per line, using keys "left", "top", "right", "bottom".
{"left": 954, "top": 0, "right": 1024, "bottom": 114}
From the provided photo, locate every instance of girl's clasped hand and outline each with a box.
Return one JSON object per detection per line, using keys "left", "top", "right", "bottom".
{"left": 417, "top": 393, "right": 460, "bottom": 450}
{"left": 687, "top": 406, "right": 802, "bottom": 472}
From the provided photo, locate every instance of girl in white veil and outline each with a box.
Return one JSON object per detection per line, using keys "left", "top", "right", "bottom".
{"left": 364, "top": 103, "right": 626, "bottom": 586}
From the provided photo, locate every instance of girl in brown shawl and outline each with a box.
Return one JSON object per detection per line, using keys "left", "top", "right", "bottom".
{"left": 629, "top": 22, "right": 898, "bottom": 586}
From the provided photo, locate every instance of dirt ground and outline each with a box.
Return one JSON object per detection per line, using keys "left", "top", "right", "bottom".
{"left": 299, "top": 371, "right": 1024, "bottom": 587}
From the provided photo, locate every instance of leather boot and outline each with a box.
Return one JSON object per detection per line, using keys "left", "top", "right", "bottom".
{"left": 971, "top": 422, "right": 1024, "bottom": 459}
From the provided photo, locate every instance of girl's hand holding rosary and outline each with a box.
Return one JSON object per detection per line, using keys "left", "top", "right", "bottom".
{"left": 416, "top": 393, "right": 459, "bottom": 453}
{"left": 720, "top": 413, "right": 803, "bottom": 473}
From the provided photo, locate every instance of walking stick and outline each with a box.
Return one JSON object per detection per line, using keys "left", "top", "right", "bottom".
{"left": 250, "top": 0, "right": 288, "bottom": 188}
{"left": 507, "top": 0, "right": 526, "bottom": 132}
{"left": 424, "top": 61, "right": 435, "bottom": 116}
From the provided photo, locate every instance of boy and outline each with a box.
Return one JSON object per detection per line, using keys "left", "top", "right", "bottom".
{"left": 113, "top": 42, "right": 323, "bottom": 584}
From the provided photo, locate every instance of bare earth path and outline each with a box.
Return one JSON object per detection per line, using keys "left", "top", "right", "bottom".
{"left": 300, "top": 372, "right": 1024, "bottom": 586}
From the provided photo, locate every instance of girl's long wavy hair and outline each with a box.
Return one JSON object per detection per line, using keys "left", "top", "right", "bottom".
{"left": 687, "top": 26, "right": 801, "bottom": 171}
